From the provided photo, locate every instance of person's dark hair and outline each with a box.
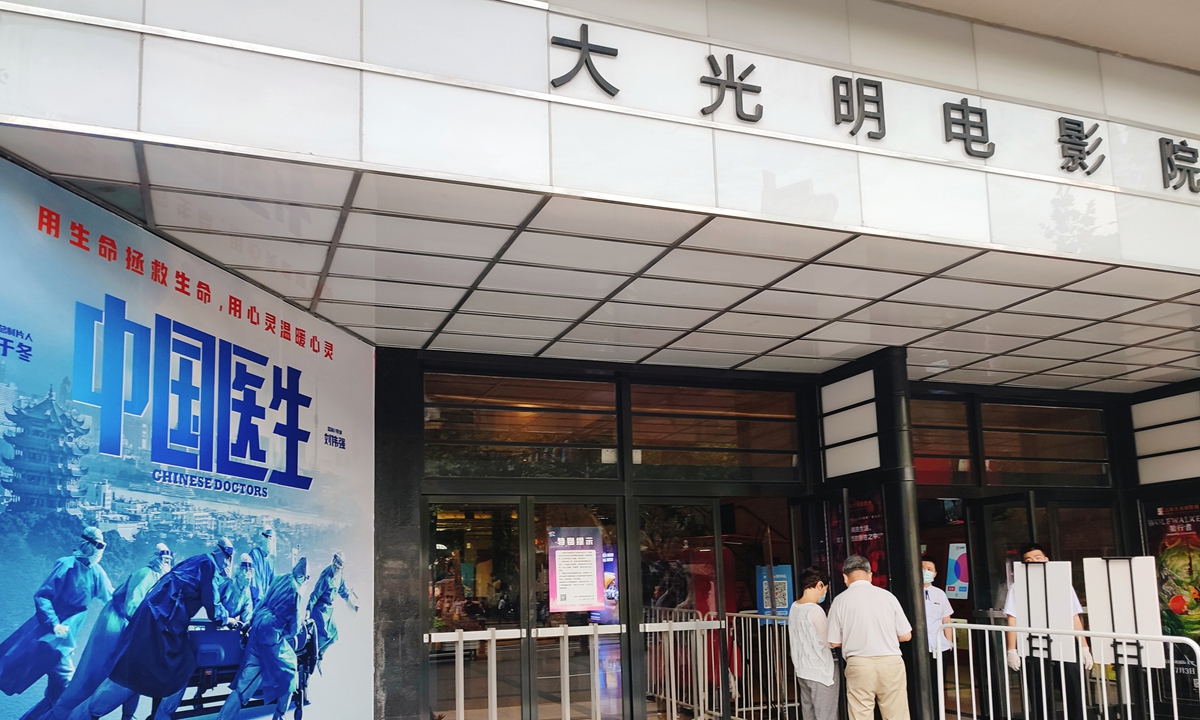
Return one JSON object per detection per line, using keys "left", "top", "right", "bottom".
{"left": 843, "top": 555, "right": 872, "bottom": 575}
{"left": 920, "top": 554, "right": 937, "bottom": 572}
{"left": 1018, "top": 542, "right": 1047, "bottom": 559}
{"left": 798, "top": 567, "right": 829, "bottom": 591}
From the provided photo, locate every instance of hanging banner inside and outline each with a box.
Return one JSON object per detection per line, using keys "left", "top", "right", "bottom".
{"left": 945, "top": 543, "right": 969, "bottom": 599}
{"left": 548, "top": 527, "right": 604, "bottom": 612}
{"left": 0, "top": 158, "right": 374, "bottom": 720}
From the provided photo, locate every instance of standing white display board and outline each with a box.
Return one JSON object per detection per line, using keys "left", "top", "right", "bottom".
{"left": 1083, "top": 557, "right": 1166, "bottom": 669}
{"left": 1012, "top": 561, "right": 1078, "bottom": 663}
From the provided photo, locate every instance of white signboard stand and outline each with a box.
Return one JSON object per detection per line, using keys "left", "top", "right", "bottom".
{"left": 1012, "top": 561, "right": 1078, "bottom": 664}
{"left": 1082, "top": 557, "right": 1166, "bottom": 669}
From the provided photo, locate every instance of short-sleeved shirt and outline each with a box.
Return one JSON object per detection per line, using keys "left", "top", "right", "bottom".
{"left": 827, "top": 580, "right": 913, "bottom": 658}
{"left": 788, "top": 601, "right": 836, "bottom": 686}
{"left": 1003, "top": 585, "right": 1083, "bottom": 618}
{"left": 923, "top": 585, "right": 954, "bottom": 653}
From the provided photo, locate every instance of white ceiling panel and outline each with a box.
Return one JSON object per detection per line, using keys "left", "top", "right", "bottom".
{"left": 460, "top": 290, "right": 596, "bottom": 320}
{"left": 1060, "top": 322, "right": 1177, "bottom": 345}
{"left": 501, "top": 232, "right": 661, "bottom": 274}
{"left": 890, "top": 278, "right": 1043, "bottom": 310}
{"left": 615, "top": 278, "right": 754, "bottom": 309}
{"left": 914, "top": 331, "right": 1036, "bottom": 353}
{"left": 847, "top": 302, "right": 986, "bottom": 328}
{"left": 317, "top": 276, "right": 465, "bottom": 308}
{"left": 682, "top": 217, "right": 851, "bottom": 260}
{"left": 1005, "top": 375, "right": 1089, "bottom": 389}
{"left": 1115, "top": 303, "right": 1200, "bottom": 328}
{"left": 429, "top": 333, "right": 547, "bottom": 355}
{"left": 1177, "top": 292, "right": 1200, "bottom": 307}
{"left": 529, "top": 197, "right": 704, "bottom": 243}
{"left": 330, "top": 248, "right": 485, "bottom": 286}
{"left": 933, "top": 369, "right": 1024, "bottom": 384}
{"left": 540, "top": 341, "right": 654, "bottom": 362}
{"left": 152, "top": 190, "right": 339, "bottom": 241}
{"left": 775, "top": 264, "right": 921, "bottom": 298}
{"left": 316, "top": 303, "right": 446, "bottom": 329}
{"left": 1092, "top": 346, "right": 1198, "bottom": 365}
{"left": 564, "top": 324, "right": 679, "bottom": 346}
{"left": 944, "top": 252, "right": 1108, "bottom": 287}
{"left": 701, "top": 312, "right": 824, "bottom": 337}
{"left": 1149, "top": 332, "right": 1200, "bottom": 351}
{"left": 346, "top": 327, "right": 431, "bottom": 346}
{"left": 736, "top": 290, "right": 868, "bottom": 318}
{"left": 481, "top": 265, "right": 626, "bottom": 299}
{"left": 1123, "top": 366, "right": 1200, "bottom": 383}
{"left": 670, "top": 332, "right": 782, "bottom": 353}
{"left": 819, "top": 235, "right": 979, "bottom": 273}
{"left": 1044, "top": 361, "right": 1142, "bottom": 378}
{"left": 643, "top": 348, "right": 753, "bottom": 368}
{"left": 354, "top": 173, "right": 544, "bottom": 225}
{"left": 645, "top": 248, "right": 798, "bottom": 286}
{"left": 910, "top": 366, "right": 953, "bottom": 381}
{"left": 805, "top": 322, "right": 933, "bottom": 345}
{"left": 772, "top": 339, "right": 885, "bottom": 359}
{"left": 743, "top": 356, "right": 845, "bottom": 373}
{"left": 587, "top": 302, "right": 715, "bottom": 329}
{"left": 443, "top": 314, "right": 570, "bottom": 339}
{"left": 906, "top": 347, "right": 989, "bottom": 367}
{"left": 1007, "top": 291, "right": 1152, "bottom": 320}
{"left": 339, "top": 213, "right": 512, "bottom": 258}
{"left": 0, "top": 126, "right": 138, "bottom": 182}
{"left": 1170, "top": 356, "right": 1200, "bottom": 370}
{"left": 1065, "top": 267, "right": 1200, "bottom": 300}
{"left": 239, "top": 268, "right": 321, "bottom": 299}
{"left": 968, "top": 356, "right": 1068, "bottom": 373}
{"left": 1011, "top": 339, "right": 1121, "bottom": 360}
{"left": 955, "top": 312, "right": 1091, "bottom": 337}
{"left": 170, "top": 232, "right": 328, "bottom": 274}
{"left": 1073, "top": 379, "right": 1167, "bottom": 393}
{"left": 145, "top": 145, "right": 352, "bottom": 206}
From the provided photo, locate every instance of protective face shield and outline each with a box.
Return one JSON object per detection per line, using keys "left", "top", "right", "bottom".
{"left": 80, "top": 527, "right": 106, "bottom": 563}
{"left": 333, "top": 552, "right": 344, "bottom": 569}
{"left": 215, "top": 537, "right": 235, "bottom": 575}
{"left": 238, "top": 552, "right": 254, "bottom": 580}
{"left": 292, "top": 557, "right": 309, "bottom": 584}
{"left": 262, "top": 529, "right": 277, "bottom": 557}
{"left": 152, "top": 542, "right": 172, "bottom": 572}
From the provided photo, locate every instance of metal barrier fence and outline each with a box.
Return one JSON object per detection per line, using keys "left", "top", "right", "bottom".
{"left": 641, "top": 608, "right": 724, "bottom": 720}
{"left": 937, "top": 622, "right": 1200, "bottom": 720}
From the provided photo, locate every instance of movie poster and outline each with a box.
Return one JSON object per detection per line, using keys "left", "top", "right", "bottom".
{"left": 1147, "top": 502, "right": 1200, "bottom": 700}
{"left": 0, "top": 158, "right": 374, "bottom": 719}
{"left": 848, "top": 490, "right": 889, "bottom": 589}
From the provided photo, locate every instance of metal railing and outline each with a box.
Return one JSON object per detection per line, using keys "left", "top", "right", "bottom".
{"left": 936, "top": 622, "right": 1200, "bottom": 720}
{"left": 641, "top": 608, "right": 724, "bottom": 720}
{"left": 725, "top": 611, "right": 801, "bottom": 720}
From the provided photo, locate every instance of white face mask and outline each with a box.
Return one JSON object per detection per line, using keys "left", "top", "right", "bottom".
{"left": 922, "top": 569, "right": 936, "bottom": 584}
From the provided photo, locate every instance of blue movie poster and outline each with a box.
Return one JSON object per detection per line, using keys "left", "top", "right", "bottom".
{"left": 0, "top": 158, "right": 375, "bottom": 719}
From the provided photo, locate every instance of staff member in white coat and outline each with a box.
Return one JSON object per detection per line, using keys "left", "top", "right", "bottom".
{"left": 921, "top": 555, "right": 954, "bottom": 710}
{"left": 788, "top": 567, "right": 838, "bottom": 720}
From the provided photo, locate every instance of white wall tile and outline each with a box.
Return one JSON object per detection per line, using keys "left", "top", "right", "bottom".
{"left": 847, "top": 0, "right": 976, "bottom": 89}
{"left": 986, "top": 174, "right": 1120, "bottom": 260}
{"left": 972, "top": 25, "right": 1104, "bottom": 113}
{"left": 714, "top": 131, "right": 861, "bottom": 226}
{"left": 1108, "top": 123, "right": 1197, "bottom": 200}
{"left": 551, "top": 105, "right": 714, "bottom": 206}
{"left": 142, "top": 38, "right": 360, "bottom": 159}
{"left": 364, "top": 74, "right": 549, "bottom": 186}
{"left": 0, "top": 13, "right": 139, "bottom": 129}
{"left": 13, "top": 0, "right": 142, "bottom": 22}
{"left": 553, "top": 0, "right": 708, "bottom": 37}
{"left": 983, "top": 100, "right": 1113, "bottom": 185}
{"left": 1116, "top": 194, "right": 1200, "bottom": 272}
{"left": 707, "top": 46, "right": 844, "bottom": 141}
{"left": 706, "top": 0, "right": 850, "bottom": 65}
{"left": 548, "top": 16, "right": 711, "bottom": 117}
{"left": 145, "top": 0, "right": 360, "bottom": 59}
{"left": 1101, "top": 54, "right": 1200, "bottom": 138}
{"left": 858, "top": 155, "right": 989, "bottom": 243}
{"left": 366, "top": 0, "right": 546, "bottom": 91}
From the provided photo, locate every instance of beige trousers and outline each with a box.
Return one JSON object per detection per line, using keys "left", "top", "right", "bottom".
{"left": 844, "top": 655, "right": 909, "bottom": 720}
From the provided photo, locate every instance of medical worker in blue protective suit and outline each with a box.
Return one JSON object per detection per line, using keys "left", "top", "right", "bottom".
{"left": 249, "top": 528, "right": 277, "bottom": 605}
{"left": 66, "top": 539, "right": 237, "bottom": 720}
{"left": 309, "top": 552, "right": 358, "bottom": 658}
{"left": 0, "top": 527, "right": 113, "bottom": 720}
{"left": 37, "top": 543, "right": 172, "bottom": 720}
{"left": 216, "top": 557, "right": 309, "bottom": 720}
{"left": 150, "top": 551, "right": 255, "bottom": 720}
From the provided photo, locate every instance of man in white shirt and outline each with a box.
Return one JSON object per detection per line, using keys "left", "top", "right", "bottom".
{"left": 788, "top": 567, "right": 838, "bottom": 720}
{"left": 1004, "top": 543, "right": 1093, "bottom": 720}
{"left": 921, "top": 555, "right": 954, "bottom": 711}
{"left": 828, "top": 555, "right": 913, "bottom": 720}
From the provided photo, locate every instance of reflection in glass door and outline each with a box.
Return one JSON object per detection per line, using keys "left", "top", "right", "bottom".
{"left": 532, "top": 502, "right": 624, "bottom": 720}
